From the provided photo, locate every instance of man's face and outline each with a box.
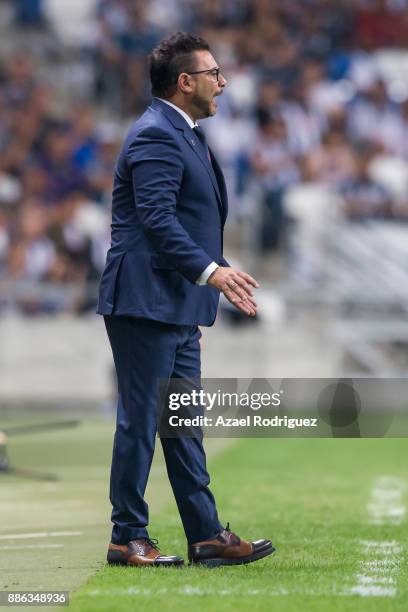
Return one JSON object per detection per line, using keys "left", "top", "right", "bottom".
{"left": 188, "top": 50, "right": 227, "bottom": 119}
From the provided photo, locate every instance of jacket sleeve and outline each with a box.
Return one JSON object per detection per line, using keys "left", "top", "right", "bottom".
{"left": 127, "top": 126, "right": 213, "bottom": 284}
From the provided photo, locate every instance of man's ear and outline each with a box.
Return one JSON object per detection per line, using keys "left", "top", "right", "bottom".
{"left": 178, "top": 72, "right": 193, "bottom": 94}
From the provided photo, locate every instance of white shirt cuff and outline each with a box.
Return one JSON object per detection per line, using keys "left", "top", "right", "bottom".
{"left": 196, "top": 262, "right": 218, "bottom": 285}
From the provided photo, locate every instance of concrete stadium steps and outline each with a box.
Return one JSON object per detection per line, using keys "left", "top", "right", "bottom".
{"left": 0, "top": 305, "right": 337, "bottom": 408}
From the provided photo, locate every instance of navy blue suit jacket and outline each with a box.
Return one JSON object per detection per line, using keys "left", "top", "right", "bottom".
{"left": 97, "top": 98, "right": 229, "bottom": 326}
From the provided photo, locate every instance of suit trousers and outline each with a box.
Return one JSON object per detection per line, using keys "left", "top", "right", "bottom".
{"left": 104, "top": 315, "right": 223, "bottom": 545}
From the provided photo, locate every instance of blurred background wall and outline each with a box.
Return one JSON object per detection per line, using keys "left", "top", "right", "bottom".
{"left": 2, "top": 0, "right": 408, "bottom": 409}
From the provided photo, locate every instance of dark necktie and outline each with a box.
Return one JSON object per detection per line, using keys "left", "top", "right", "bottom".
{"left": 193, "top": 125, "right": 211, "bottom": 162}
{"left": 193, "top": 125, "right": 223, "bottom": 210}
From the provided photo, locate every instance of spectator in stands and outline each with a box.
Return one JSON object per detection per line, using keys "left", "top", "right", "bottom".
{"left": 390, "top": 98, "right": 408, "bottom": 159}
{"left": 280, "top": 74, "right": 326, "bottom": 157}
{"left": 84, "top": 125, "right": 121, "bottom": 205}
{"left": 14, "top": 0, "right": 46, "bottom": 29}
{"left": 71, "top": 105, "right": 99, "bottom": 174}
{"left": 7, "top": 201, "right": 55, "bottom": 282}
{"left": 1, "top": 54, "right": 37, "bottom": 107}
{"left": 347, "top": 79, "right": 403, "bottom": 154}
{"left": 304, "top": 127, "right": 356, "bottom": 186}
{"left": 250, "top": 112, "right": 300, "bottom": 250}
{"left": 94, "top": 0, "right": 161, "bottom": 115}
{"left": 338, "top": 147, "right": 393, "bottom": 220}
{"left": 39, "top": 126, "right": 85, "bottom": 205}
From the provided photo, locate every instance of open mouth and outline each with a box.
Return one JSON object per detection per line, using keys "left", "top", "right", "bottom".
{"left": 211, "top": 91, "right": 222, "bottom": 108}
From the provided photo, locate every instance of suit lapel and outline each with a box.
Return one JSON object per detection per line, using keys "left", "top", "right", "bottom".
{"left": 181, "top": 129, "right": 223, "bottom": 209}
{"left": 209, "top": 147, "right": 228, "bottom": 226}
{"left": 150, "top": 98, "right": 224, "bottom": 213}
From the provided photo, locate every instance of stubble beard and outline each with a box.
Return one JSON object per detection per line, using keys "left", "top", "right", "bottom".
{"left": 191, "top": 92, "right": 215, "bottom": 119}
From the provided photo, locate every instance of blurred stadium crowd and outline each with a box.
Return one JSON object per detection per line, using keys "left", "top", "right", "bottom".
{"left": 2, "top": 0, "right": 408, "bottom": 313}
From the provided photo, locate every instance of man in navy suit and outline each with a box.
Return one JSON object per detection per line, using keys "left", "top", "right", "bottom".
{"left": 97, "top": 32, "right": 274, "bottom": 567}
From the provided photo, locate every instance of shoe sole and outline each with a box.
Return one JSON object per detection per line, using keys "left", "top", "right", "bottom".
{"left": 107, "top": 550, "right": 184, "bottom": 567}
{"left": 189, "top": 543, "right": 276, "bottom": 567}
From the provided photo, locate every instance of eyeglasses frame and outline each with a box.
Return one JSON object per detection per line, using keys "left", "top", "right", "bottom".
{"left": 187, "top": 67, "right": 221, "bottom": 83}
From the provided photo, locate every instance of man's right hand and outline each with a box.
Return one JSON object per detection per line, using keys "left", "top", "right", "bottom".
{"left": 207, "top": 266, "right": 259, "bottom": 317}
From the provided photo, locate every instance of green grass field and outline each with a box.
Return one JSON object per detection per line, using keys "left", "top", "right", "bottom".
{"left": 0, "top": 416, "right": 407, "bottom": 611}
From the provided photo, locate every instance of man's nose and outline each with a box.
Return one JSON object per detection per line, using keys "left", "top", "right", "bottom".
{"left": 219, "top": 73, "right": 227, "bottom": 87}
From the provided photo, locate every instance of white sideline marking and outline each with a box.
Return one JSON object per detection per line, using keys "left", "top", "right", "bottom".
{"left": 345, "top": 476, "right": 406, "bottom": 598}
{"left": 362, "top": 560, "right": 400, "bottom": 568}
{"left": 349, "top": 585, "right": 396, "bottom": 597}
{"left": 0, "top": 531, "right": 82, "bottom": 540}
{"left": 355, "top": 575, "right": 394, "bottom": 585}
{"left": 0, "top": 544, "right": 63, "bottom": 550}
{"left": 359, "top": 540, "right": 401, "bottom": 553}
{"left": 87, "top": 587, "right": 304, "bottom": 597}
{"left": 367, "top": 476, "right": 406, "bottom": 525}
{"left": 181, "top": 585, "right": 291, "bottom": 596}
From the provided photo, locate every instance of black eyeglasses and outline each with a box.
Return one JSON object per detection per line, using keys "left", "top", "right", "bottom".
{"left": 188, "top": 67, "right": 221, "bottom": 83}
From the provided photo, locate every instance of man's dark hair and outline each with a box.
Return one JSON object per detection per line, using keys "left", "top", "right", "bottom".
{"left": 149, "top": 32, "right": 210, "bottom": 98}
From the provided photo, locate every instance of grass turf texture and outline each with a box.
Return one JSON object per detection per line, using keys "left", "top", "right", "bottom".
{"left": 0, "top": 418, "right": 229, "bottom": 596}
{"left": 0, "top": 417, "right": 407, "bottom": 611}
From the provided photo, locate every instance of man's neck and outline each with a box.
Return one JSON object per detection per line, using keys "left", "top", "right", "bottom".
{"left": 162, "top": 97, "right": 196, "bottom": 123}
{"left": 157, "top": 97, "right": 198, "bottom": 128}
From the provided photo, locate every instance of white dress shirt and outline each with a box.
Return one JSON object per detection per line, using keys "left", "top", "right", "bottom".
{"left": 156, "top": 98, "right": 219, "bottom": 285}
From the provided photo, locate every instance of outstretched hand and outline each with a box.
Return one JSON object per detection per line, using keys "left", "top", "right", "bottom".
{"left": 207, "top": 266, "right": 259, "bottom": 317}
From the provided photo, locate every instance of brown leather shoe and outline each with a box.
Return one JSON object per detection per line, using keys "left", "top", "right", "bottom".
{"left": 107, "top": 538, "right": 184, "bottom": 567}
{"left": 188, "top": 523, "right": 275, "bottom": 567}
